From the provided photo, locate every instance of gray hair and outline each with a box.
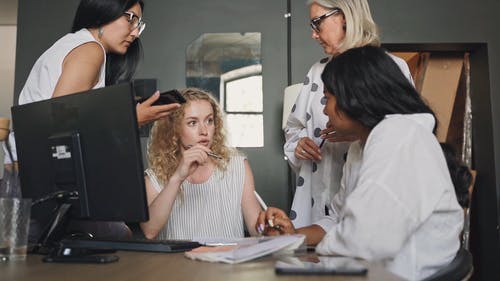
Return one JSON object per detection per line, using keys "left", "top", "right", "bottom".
{"left": 307, "top": 0, "right": 380, "bottom": 53}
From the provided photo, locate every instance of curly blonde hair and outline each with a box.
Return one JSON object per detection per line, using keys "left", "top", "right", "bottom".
{"left": 147, "top": 88, "right": 233, "bottom": 185}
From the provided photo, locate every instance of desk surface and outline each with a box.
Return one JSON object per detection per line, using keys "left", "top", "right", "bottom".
{"left": 2, "top": 251, "right": 404, "bottom": 281}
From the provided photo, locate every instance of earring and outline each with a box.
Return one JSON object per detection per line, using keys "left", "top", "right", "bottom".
{"left": 98, "top": 27, "right": 104, "bottom": 39}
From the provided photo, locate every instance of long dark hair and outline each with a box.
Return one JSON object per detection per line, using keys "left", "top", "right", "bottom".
{"left": 321, "top": 45, "right": 435, "bottom": 130}
{"left": 440, "top": 143, "right": 472, "bottom": 208}
{"left": 321, "top": 45, "right": 470, "bottom": 206}
{"left": 71, "top": 0, "right": 144, "bottom": 85}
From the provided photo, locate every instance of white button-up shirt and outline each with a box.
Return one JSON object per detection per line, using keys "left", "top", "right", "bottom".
{"left": 315, "top": 114, "right": 463, "bottom": 281}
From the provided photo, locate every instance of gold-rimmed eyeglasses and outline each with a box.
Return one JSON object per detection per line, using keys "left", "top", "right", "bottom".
{"left": 123, "top": 11, "right": 146, "bottom": 35}
{"left": 310, "top": 8, "right": 341, "bottom": 33}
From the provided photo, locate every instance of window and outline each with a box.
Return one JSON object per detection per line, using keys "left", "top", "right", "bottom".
{"left": 221, "top": 65, "right": 263, "bottom": 147}
{"left": 186, "top": 32, "right": 263, "bottom": 147}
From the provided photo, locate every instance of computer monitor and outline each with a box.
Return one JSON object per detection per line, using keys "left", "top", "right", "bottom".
{"left": 11, "top": 83, "right": 149, "bottom": 247}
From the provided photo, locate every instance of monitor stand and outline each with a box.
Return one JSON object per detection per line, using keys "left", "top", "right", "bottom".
{"left": 31, "top": 191, "right": 118, "bottom": 263}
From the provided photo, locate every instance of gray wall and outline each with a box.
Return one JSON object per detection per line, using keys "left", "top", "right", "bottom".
{"left": 13, "top": 0, "right": 500, "bottom": 279}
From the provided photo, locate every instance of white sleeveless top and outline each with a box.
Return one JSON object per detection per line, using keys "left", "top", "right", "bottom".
{"left": 145, "top": 154, "right": 246, "bottom": 240}
{"left": 3, "top": 29, "right": 106, "bottom": 165}
{"left": 18, "top": 28, "right": 106, "bottom": 105}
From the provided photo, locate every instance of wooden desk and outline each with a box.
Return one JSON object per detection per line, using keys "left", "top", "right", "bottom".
{"left": 1, "top": 252, "right": 404, "bottom": 281}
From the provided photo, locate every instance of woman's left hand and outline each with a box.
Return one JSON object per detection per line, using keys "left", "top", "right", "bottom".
{"left": 295, "top": 137, "right": 322, "bottom": 161}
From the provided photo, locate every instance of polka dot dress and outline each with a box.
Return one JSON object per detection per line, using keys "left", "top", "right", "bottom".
{"left": 283, "top": 57, "right": 350, "bottom": 228}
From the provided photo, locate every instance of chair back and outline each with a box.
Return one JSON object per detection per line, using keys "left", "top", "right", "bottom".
{"left": 282, "top": 83, "right": 302, "bottom": 129}
{"left": 422, "top": 247, "right": 473, "bottom": 281}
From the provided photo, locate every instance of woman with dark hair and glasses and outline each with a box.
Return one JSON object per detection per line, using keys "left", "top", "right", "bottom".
{"left": 258, "top": 46, "right": 465, "bottom": 281}
{"left": 18, "top": 0, "right": 179, "bottom": 126}
{"left": 284, "top": 0, "right": 414, "bottom": 229}
{"left": 12, "top": 0, "right": 180, "bottom": 239}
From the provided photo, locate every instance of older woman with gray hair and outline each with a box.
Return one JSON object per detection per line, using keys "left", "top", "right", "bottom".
{"left": 283, "top": 0, "right": 413, "bottom": 228}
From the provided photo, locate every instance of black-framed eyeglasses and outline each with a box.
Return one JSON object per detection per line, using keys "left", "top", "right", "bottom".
{"left": 123, "top": 12, "right": 146, "bottom": 35}
{"left": 310, "top": 8, "right": 341, "bottom": 33}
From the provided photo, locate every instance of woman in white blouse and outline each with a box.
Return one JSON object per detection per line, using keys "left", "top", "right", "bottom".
{"left": 141, "top": 88, "right": 261, "bottom": 240}
{"left": 257, "top": 46, "right": 464, "bottom": 281}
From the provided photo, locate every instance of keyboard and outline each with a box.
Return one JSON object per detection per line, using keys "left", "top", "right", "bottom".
{"left": 59, "top": 238, "right": 202, "bottom": 253}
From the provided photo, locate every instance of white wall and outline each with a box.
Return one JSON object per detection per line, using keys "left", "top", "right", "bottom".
{"left": 0, "top": 26, "right": 17, "bottom": 120}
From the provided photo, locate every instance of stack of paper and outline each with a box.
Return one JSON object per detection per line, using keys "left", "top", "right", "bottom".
{"left": 185, "top": 234, "right": 305, "bottom": 264}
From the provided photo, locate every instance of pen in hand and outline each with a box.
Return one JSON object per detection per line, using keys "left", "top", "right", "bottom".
{"left": 185, "top": 144, "right": 223, "bottom": 160}
{"left": 206, "top": 151, "right": 223, "bottom": 160}
{"left": 254, "top": 190, "right": 280, "bottom": 232}
{"left": 319, "top": 130, "right": 336, "bottom": 148}
{"left": 319, "top": 138, "right": 326, "bottom": 149}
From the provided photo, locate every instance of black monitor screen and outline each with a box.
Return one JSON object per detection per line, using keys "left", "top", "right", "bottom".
{"left": 12, "top": 83, "right": 148, "bottom": 225}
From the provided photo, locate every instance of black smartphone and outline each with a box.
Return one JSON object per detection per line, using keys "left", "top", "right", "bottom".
{"left": 275, "top": 256, "right": 367, "bottom": 275}
{"left": 136, "top": 89, "right": 186, "bottom": 106}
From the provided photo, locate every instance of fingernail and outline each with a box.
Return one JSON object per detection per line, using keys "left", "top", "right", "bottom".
{"left": 258, "top": 224, "right": 264, "bottom": 233}
{"left": 268, "top": 219, "right": 274, "bottom": 228}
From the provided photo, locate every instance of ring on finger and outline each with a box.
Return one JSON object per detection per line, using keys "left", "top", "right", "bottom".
{"left": 301, "top": 149, "right": 306, "bottom": 155}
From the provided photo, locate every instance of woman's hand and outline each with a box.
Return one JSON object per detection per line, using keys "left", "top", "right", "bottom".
{"left": 136, "top": 91, "right": 181, "bottom": 127}
{"left": 255, "top": 207, "right": 297, "bottom": 236}
{"left": 319, "top": 122, "right": 358, "bottom": 144}
{"left": 175, "top": 144, "right": 210, "bottom": 181}
{"left": 295, "top": 137, "right": 321, "bottom": 161}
